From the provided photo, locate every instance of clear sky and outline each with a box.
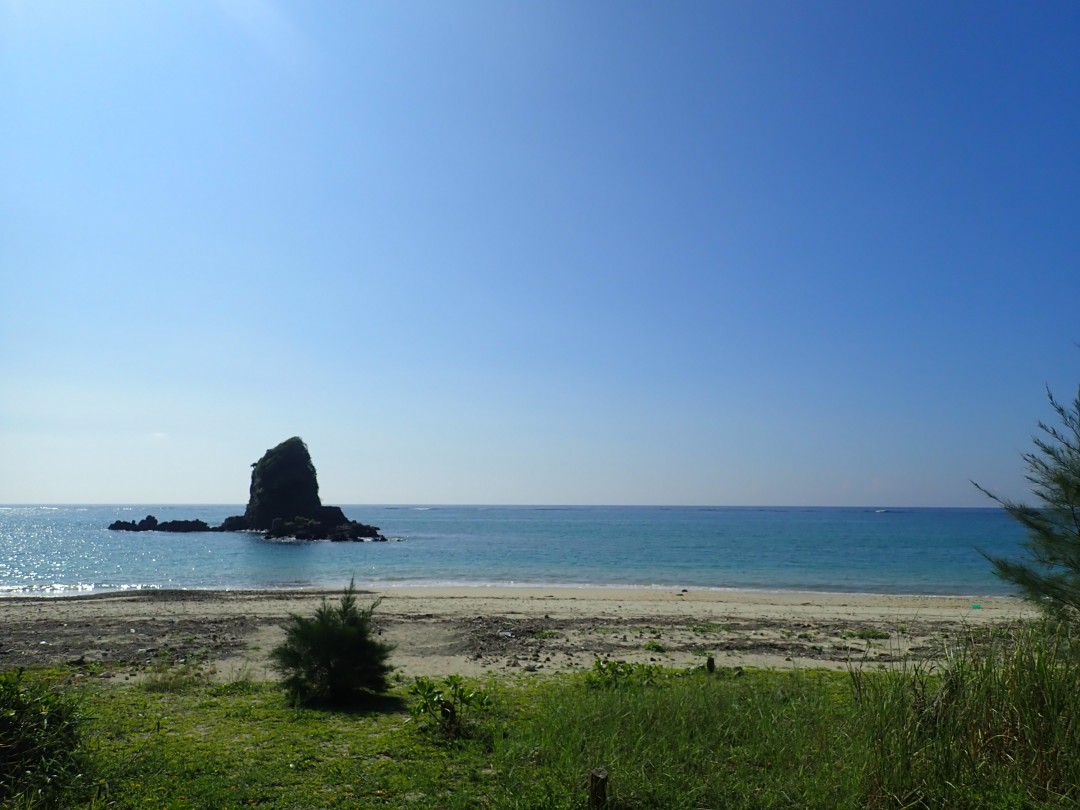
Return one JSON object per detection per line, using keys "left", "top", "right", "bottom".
{"left": 2, "top": 1, "right": 1078, "bottom": 506}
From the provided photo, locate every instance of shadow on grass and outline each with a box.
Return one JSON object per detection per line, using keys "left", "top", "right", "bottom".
{"left": 295, "top": 691, "right": 409, "bottom": 716}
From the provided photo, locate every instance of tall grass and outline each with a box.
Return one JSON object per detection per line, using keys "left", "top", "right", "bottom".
{"left": 493, "top": 626, "right": 1080, "bottom": 809}
{"left": 853, "top": 622, "right": 1080, "bottom": 808}
{"left": 0, "top": 668, "right": 87, "bottom": 806}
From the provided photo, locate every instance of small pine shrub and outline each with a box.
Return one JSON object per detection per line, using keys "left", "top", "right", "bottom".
{"left": 271, "top": 580, "right": 395, "bottom": 708}
{"left": 0, "top": 668, "right": 86, "bottom": 803}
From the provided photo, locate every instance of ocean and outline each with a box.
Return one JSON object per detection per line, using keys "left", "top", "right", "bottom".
{"left": 0, "top": 505, "right": 1029, "bottom": 598}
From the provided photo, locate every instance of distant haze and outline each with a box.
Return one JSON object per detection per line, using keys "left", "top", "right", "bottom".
{"left": 2, "top": 2, "right": 1078, "bottom": 506}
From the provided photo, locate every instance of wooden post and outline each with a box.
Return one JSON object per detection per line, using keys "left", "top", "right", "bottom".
{"left": 440, "top": 700, "right": 456, "bottom": 732}
{"left": 706, "top": 655, "right": 715, "bottom": 673}
{"left": 588, "top": 768, "right": 608, "bottom": 809}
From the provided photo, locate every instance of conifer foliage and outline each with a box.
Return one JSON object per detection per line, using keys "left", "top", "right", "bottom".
{"left": 977, "top": 382, "right": 1080, "bottom": 620}
{"left": 271, "top": 580, "right": 394, "bottom": 707}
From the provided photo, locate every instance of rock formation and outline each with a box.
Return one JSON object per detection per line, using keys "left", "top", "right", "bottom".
{"left": 108, "top": 437, "right": 386, "bottom": 541}
{"left": 109, "top": 516, "right": 213, "bottom": 533}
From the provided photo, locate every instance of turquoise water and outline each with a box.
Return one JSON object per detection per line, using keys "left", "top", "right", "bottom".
{"left": 0, "top": 504, "right": 1027, "bottom": 597}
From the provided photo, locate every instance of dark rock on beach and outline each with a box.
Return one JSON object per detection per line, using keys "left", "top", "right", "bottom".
{"left": 107, "top": 437, "right": 386, "bottom": 541}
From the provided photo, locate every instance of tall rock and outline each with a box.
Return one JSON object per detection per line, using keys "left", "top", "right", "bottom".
{"left": 110, "top": 436, "right": 386, "bottom": 541}
{"left": 232, "top": 437, "right": 384, "bottom": 540}
{"left": 244, "top": 437, "right": 324, "bottom": 529}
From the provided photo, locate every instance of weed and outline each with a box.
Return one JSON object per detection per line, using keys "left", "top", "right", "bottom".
{"left": 583, "top": 658, "right": 665, "bottom": 688}
{"left": 408, "top": 675, "right": 490, "bottom": 738}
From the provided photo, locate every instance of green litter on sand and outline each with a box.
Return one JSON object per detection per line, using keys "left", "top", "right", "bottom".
{"left": 971, "top": 604, "right": 982, "bottom": 609}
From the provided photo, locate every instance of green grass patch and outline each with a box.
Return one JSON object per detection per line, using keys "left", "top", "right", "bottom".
{"left": 8, "top": 621, "right": 1080, "bottom": 809}
{"left": 494, "top": 667, "right": 861, "bottom": 809}
{"left": 140, "top": 656, "right": 213, "bottom": 694}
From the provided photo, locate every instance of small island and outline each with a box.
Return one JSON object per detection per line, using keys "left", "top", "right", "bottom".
{"left": 109, "top": 437, "right": 386, "bottom": 541}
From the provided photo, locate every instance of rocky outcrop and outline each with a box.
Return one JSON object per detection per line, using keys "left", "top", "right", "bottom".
{"left": 109, "top": 515, "right": 160, "bottom": 532}
{"left": 225, "top": 437, "right": 385, "bottom": 540}
{"left": 108, "top": 516, "right": 213, "bottom": 533}
{"left": 107, "top": 437, "right": 386, "bottom": 541}
{"left": 243, "top": 437, "right": 324, "bottom": 529}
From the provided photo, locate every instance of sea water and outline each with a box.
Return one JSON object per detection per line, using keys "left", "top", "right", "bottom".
{"left": 0, "top": 504, "right": 1028, "bottom": 597}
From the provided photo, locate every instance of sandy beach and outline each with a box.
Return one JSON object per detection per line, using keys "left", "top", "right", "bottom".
{"left": 0, "top": 587, "right": 1033, "bottom": 681}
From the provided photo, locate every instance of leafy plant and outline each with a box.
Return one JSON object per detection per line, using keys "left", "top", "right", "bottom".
{"left": 270, "top": 579, "right": 394, "bottom": 707}
{"left": 0, "top": 668, "right": 87, "bottom": 804}
{"left": 583, "top": 658, "right": 665, "bottom": 688}
{"left": 976, "top": 380, "right": 1080, "bottom": 620}
{"left": 408, "top": 675, "right": 490, "bottom": 737}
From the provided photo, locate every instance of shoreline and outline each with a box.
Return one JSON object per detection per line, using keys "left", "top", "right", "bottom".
{"left": 0, "top": 586, "right": 1034, "bottom": 679}
{"left": 0, "top": 580, "right": 1018, "bottom": 601}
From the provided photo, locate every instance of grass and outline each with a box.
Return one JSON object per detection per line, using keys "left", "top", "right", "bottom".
{"left": 849, "top": 628, "right": 891, "bottom": 641}
{"left": 139, "top": 655, "right": 213, "bottom": 694}
{"left": 0, "top": 668, "right": 87, "bottom": 806}
{"left": 7, "top": 621, "right": 1080, "bottom": 809}
{"left": 852, "top": 621, "right": 1080, "bottom": 808}
{"left": 496, "top": 667, "right": 860, "bottom": 810}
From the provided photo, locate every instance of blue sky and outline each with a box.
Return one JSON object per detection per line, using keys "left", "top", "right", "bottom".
{"left": 2, "top": 1, "right": 1078, "bottom": 506}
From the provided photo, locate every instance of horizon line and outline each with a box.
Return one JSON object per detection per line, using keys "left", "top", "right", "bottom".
{"left": 1, "top": 502, "right": 1005, "bottom": 510}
